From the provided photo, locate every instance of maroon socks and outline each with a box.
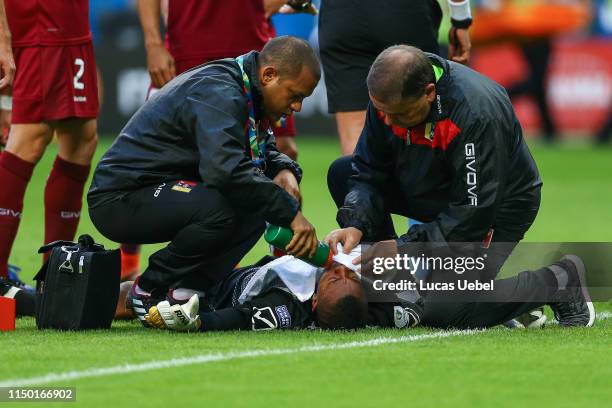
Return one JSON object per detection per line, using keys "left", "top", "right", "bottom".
{"left": 0, "top": 151, "right": 34, "bottom": 277}
{"left": 43, "top": 156, "right": 90, "bottom": 260}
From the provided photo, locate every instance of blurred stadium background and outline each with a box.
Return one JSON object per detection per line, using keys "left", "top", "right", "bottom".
{"left": 91, "top": 0, "right": 612, "bottom": 141}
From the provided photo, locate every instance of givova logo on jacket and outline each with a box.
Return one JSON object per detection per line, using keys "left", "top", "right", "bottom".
{"left": 465, "top": 143, "right": 478, "bottom": 206}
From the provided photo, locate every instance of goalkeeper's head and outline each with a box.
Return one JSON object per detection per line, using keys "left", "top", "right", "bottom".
{"left": 313, "top": 262, "right": 367, "bottom": 330}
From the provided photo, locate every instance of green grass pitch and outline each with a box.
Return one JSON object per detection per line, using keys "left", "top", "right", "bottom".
{"left": 1, "top": 136, "right": 611, "bottom": 407}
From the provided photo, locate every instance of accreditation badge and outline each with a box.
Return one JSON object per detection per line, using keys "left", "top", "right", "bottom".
{"left": 171, "top": 180, "right": 197, "bottom": 193}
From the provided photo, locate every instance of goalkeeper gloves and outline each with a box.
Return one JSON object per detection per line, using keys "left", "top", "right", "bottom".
{"left": 145, "top": 294, "right": 202, "bottom": 332}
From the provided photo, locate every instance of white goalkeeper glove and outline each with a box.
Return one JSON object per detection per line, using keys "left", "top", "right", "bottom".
{"left": 145, "top": 294, "right": 202, "bottom": 332}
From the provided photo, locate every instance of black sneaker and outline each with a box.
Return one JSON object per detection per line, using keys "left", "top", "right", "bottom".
{"left": 1, "top": 277, "right": 36, "bottom": 317}
{"left": 7, "top": 264, "right": 34, "bottom": 294}
{"left": 0, "top": 277, "right": 16, "bottom": 297}
{"left": 126, "top": 277, "right": 166, "bottom": 328}
{"left": 548, "top": 255, "right": 596, "bottom": 327}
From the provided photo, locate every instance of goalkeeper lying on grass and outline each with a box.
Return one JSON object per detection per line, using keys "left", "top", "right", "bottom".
{"left": 126, "top": 256, "right": 420, "bottom": 331}
{"left": 115, "top": 251, "right": 595, "bottom": 332}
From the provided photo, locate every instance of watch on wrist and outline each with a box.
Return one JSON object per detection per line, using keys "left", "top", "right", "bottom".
{"left": 287, "top": 0, "right": 312, "bottom": 11}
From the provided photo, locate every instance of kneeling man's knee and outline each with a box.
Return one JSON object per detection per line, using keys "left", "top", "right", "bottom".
{"left": 327, "top": 156, "right": 352, "bottom": 207}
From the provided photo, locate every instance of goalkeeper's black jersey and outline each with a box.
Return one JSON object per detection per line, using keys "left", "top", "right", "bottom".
{"left": 198, "top": 257, "right": 423, "bottom": 332}
{"left": 198, "top": 258, "right": 315, "bottom": 331}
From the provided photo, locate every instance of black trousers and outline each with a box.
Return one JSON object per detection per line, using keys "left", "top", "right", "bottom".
{"left": 506, "top": 39, "right": 556, "bottom": 141}
{"left": 319, "top": 0, "right": 441, "bottom": 112}
{"left": 89, "top": 181, "right": 264, "bottom": 292}
{"left": 420, "top": 267, "right": 557, "bottom": 329}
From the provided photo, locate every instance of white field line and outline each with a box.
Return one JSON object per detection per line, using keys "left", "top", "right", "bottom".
{"left": 0, "top": 330, "right": 479, "bottom": 387}
{"left": 3, "top": 313, "right": 610, "bottom": 388}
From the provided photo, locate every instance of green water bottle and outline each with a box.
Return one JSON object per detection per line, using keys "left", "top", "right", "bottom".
{"left": 264, "top": 224, "right": 333, "bottom": 267}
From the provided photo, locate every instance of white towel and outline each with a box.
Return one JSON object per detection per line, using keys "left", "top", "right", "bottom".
{"left": 237, "top": 244, "right": 363, "bottom": 304}
{"left": 332, "top": 243, "right": 361, "bottom": 271}
{"left": 238, "top": 256, "right": 320, "bottom": 303}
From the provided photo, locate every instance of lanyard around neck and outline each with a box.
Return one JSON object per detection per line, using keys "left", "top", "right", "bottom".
{"left": 236, "top": 55, "right": 270, "bottom": 169}
{"left": 432, "top": 64, "right": 444, "bottom": 83}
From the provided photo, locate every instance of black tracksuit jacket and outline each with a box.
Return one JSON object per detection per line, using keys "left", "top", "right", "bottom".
{"left": 88, "top": 51, "right": 301, "bottom": 228}
{"left": 338, "top": 54, "right": 542, "bottom": 243}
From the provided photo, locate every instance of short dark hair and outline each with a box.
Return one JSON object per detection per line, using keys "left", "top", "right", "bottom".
{"left": 366, "top": 45, "right": 434, "bottom": 102}
{"left": 259, "top": 35, "right": 321, "bottom": 80}
{"left": 316, "top": 295, "right": 368, "bottom": 330}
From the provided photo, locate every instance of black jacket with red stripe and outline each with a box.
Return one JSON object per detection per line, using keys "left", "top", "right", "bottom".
{"left": 337, "top": 54, "right": 542, "bottom": 243}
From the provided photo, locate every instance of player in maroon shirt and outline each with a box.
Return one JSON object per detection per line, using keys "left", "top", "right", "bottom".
{"left": 0, "top": 0, "right": 15, "bottom": 141}
{"left": 0, "top": 0, "right": 98, "bottom": 279}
